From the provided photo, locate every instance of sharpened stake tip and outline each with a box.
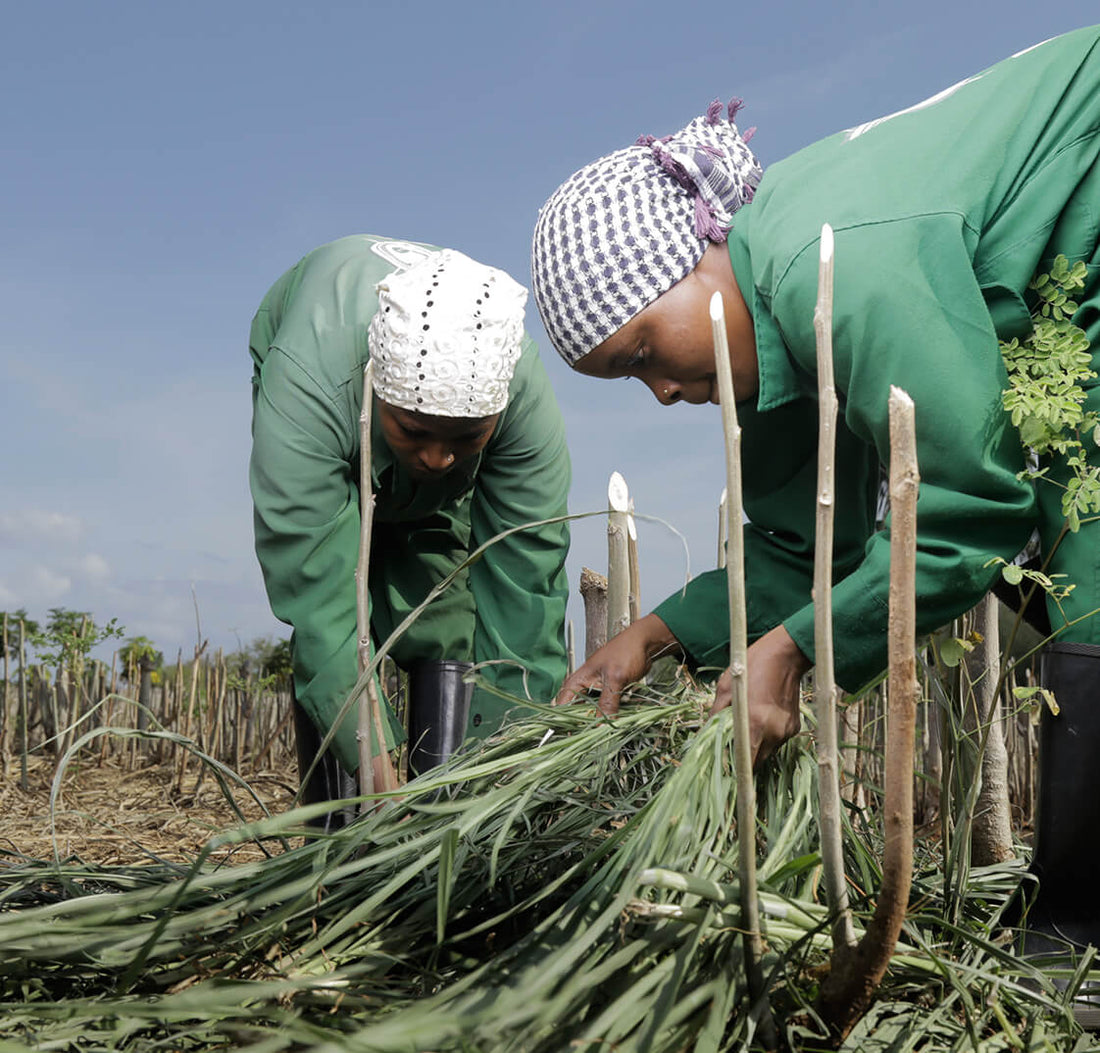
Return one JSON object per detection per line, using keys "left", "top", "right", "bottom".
{"left": 709, "top": 290, "right": 725, "bottom": 323}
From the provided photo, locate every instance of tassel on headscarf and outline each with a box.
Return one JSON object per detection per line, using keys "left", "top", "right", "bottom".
{"left": 639, "top": 98, "right": 760, "bottom": 245}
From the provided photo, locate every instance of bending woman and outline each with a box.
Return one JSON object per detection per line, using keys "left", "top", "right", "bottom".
{"left": 532, "top": 28, "right": 1100, "bottom": 984}
{"left": 251, "top": 235, "right": 571, "bottom": 813}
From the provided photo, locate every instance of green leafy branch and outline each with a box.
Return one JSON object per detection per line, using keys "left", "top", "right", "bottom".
{"left": 29, "top": 608, "right": 124, "bottom": 669}
{"left": 1001, "top": 254, "right": 1100, "bottom": 531}
{"left": 983, "top": 554, "right": 1074, "bottom": 604}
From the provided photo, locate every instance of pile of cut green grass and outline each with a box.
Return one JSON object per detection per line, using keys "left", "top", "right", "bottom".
{"left": 0, "top": 684, "right": 1084, "bottom": 1052}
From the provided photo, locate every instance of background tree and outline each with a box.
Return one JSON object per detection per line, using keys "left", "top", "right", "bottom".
{"left": 30, "top": 608, "right": 123, "bottom": 755}
{"left": 1, "top": 609, "right": 40, "bottom": 669}
{"left": 254, "top": 636, "right": 293, "bottom": 691}
{"left": 117, "top": 636, "right": 164, "bottom": 683}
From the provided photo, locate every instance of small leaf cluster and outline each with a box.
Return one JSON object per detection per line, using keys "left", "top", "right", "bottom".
{"left": 983, "top": 554, "right": 1073, "bottom": 601}
{"left": 984, "top": 554, "right": 1076, "bottom": 626}
{"left": 1001, "top": 255, "right": 1100, "bottom": 531}
{"left": 1011, "top": 684, "right": 1059, "bottom": 725}
{"left": 937, "top": 632, "right": 977, "bottom": 669}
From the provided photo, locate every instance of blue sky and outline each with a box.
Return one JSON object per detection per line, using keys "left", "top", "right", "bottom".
{"left": 2, "top": 1, "right": 1097, "bottom": 662}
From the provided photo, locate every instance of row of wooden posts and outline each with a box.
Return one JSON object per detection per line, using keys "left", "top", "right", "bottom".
{"left": 0, "top": 645, "right": 298, "bottom": 793}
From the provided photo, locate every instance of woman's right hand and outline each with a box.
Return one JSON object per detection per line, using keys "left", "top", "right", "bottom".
{"left": 554, "top": 612, "right": 683, "bottom": 716}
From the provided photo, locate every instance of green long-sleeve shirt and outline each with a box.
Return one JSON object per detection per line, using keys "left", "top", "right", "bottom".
{"left": 250, "top": 236, "right": 571, "bottom": 771}
{"left": 656, "top": 25, "right": 1100, "bottom": 689}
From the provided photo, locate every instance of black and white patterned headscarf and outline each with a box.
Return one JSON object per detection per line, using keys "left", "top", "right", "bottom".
{"left": 531, "top": 99, "right": 762, "bottom": 366}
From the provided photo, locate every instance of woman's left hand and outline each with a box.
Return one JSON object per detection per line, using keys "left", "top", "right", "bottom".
{"left": 710, "top": 624, "right": 811, "bottom": 769}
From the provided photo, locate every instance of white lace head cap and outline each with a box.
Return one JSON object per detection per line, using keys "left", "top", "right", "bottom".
{"left": 369, "top": 249, "right": 527, "bottom": 418}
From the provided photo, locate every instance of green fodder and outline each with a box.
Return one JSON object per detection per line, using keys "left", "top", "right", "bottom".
{"left": 0, "top": 685, "right": 1084, "bottom": 1052}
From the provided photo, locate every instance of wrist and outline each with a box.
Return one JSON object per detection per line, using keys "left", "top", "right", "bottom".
{"left": 637, "top": 613, "right": 684, "bottom": 662}
{"left": 755, "top": 624, "right": 812, "bottom": 677}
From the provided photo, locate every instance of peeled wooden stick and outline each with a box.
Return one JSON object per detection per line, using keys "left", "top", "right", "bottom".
{"left": 606, "top": 472, "right": 632, "bottom": 640}
{"left": 874, "top": 385, "right": 921, "bottom": 982}
{"left": 716, "top": 487, "right": 729, "bottom": 569}
{"left": 818, "top": 386, "right": 919, "bottom": 1037}
{"left": 812, "top": 223, "right": 856, "bottom": 950}
{"left": 709, "top": 289, "right": 767, "bottom": 982}
{"left": 967, "top": 591, "right": 1013, "bottom": 865}
{"left": 357, "top": 363, "right": 399, "bottom": 799}
{"left": 627, "top": 497, "right": 641, "bottom": 625}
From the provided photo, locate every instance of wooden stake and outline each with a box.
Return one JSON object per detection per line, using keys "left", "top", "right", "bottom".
{"left": 627, "top": 498, "right": 641, "bottom": 625}
{"left": 709, "top": 290, "right": 769, "bottom": 1001}
{"left": 579, "top": 567, "right": 609, "bottom": 660}
{"left": 356, "top": 363, "right": 399, "bottom": 800}
{"left": 716, "top": 487, "right": 728, "bottom": 569}
{"left": 812, "top": 224, "right": 856, "bottom": 950}
{"left": 606, "top": 472, "right": 632, "bottom": 640}
{"left": 174, "top": 639, "right": 207, "bottom": 793}
{"left": 18, "top": 619, "right": 28, "bottom": 792}
{"left": 818, "top": 386, "right": 919, "bottom": 1038}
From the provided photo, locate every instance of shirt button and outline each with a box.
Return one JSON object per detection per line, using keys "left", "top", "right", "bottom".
{"left": 472, "top": 713, "right": 482, "bottom": 727}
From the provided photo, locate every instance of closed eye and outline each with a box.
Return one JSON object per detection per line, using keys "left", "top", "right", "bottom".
{"left": 452, "top": 429, "right": 492, "bottom": 447}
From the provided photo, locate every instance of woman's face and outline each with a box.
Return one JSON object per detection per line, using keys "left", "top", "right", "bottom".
{"left": 376, "top": 401, "right": 499, "bottom": 480}
{"left": 574, "top": 242, "right": 758, "bottom": 406}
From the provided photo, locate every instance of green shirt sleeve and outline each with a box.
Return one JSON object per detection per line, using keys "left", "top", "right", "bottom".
{"left": 469, "top": 338, "right": 571, "bottom": 710}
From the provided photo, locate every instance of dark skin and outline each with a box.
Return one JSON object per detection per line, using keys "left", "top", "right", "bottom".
{"left": 559, "top": 242, "right": 811, "bottom": 769}
{"left": 376, "top": 400, "right": 499, "bottom": 479}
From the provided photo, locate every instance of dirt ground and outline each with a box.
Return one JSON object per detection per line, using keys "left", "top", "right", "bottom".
{"left": 0, "top": 751, "right": 301, "bottom": 867}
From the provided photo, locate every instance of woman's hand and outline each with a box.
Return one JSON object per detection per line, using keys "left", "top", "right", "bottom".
{"left": 555, "top": 613, "right": 683, "bottom": 716}
{"left": 711, "top": 624, "right": 811, "bottom": 769}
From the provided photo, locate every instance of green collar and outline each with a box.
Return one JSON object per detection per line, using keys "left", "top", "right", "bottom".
{"left": 727, "top": 216, "right": 804, "bottom": 414}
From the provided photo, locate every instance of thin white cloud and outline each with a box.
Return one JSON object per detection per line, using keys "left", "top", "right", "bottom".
{"left": 79, "top": 553, "right": 111, "bottom": 583}
{"left": 26, "top": 564, "right": 72, "bottom": 602}
{"left": 0, "top": 510, "right": 83, "bottom": 547}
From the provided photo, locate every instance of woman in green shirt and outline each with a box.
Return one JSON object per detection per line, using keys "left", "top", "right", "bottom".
{"left": 250, "top": 237, "right": 571, "bottom": 816}
{"left": 532, "top": 27, "right": 1100, "bottom": 994}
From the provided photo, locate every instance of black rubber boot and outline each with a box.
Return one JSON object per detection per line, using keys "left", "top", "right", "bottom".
{"left": 293, "top": 698, "right": 358, "bottom": 833}
{"left": 1015, "top": 642, "right": 1100, "bottom": 1025}
{"left": 407, "top": 660, "right": 473, "bottom": 778}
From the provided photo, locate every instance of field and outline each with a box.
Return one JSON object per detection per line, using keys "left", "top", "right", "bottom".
{"left": 0, "top": 664, "right": 1094, "bottom": 1053}
{"left": 1, "top": 316, "right": 1096, "bottom": 1047}
{"left": 1, "top": 752, "right": 296, "bottom": 867}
